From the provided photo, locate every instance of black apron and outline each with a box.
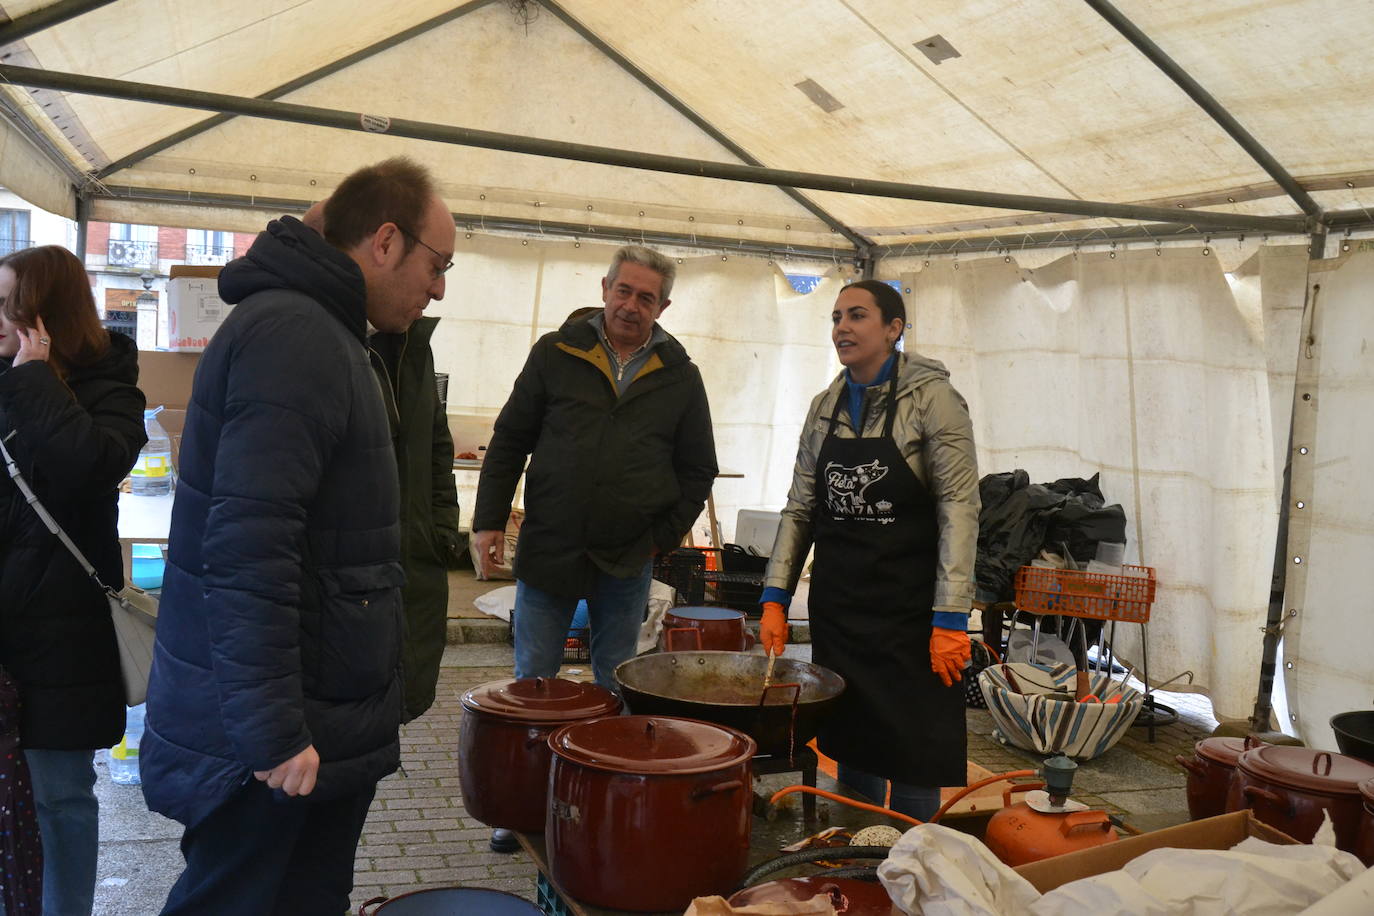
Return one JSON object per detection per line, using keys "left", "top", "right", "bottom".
{"left": 808, "top": 375, "right": 966, "bottom": 787}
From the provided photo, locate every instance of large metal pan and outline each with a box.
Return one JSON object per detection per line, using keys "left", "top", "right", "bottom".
{"left": 614, "top": 652, "right": 845, "bottom": 756}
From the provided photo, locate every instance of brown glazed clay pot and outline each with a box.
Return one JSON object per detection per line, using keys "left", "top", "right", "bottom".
{"left": 660, "top": 606, "right": 752, "bottom": 652}
{"left": 547, "top": 715, "right": 756, "bottom": 912}
{"left": 458, "top": 677, "right": 620, "bottom": 832}
{"left": 1228, "top": 745, "right": 1374, "bottom": 854}
{"left": 1177, "top": 735, "right": 1267, "bottom": 820}
{"left": 729, "top": 877, "right": 900, "bottom": 915}
{"left": 1355, "top": 777, "right": 1374, "bottom": 867}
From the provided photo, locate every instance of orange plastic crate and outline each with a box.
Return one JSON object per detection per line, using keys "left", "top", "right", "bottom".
{"left": 1013, "top": 564, "right": 1156, "bottom": 623}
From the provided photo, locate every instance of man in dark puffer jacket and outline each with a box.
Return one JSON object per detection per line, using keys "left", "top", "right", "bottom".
{"left": 143, "top": 157, "right": 456, "bottom": 916}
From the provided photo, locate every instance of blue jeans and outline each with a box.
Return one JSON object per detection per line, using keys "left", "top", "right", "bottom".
{"left": 24, "top": 749, "right": 99, "bottom": 916}
{"left": 514, "top": 563, "right": 652, "bottom": 692}
{"left": 837, "top": 762, "right": 941, "bottom": 822}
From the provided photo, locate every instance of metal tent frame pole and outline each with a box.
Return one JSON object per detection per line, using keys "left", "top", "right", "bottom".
{"left": 0, "top": 64, "right": 1308, "bottom": 235}
{"left": 95, "top": 0, "right": 499, "bottom": 178}
{"left": 539, "top": 0, "right": 872, "bottom": 254}
{"left": 93, "top": 183, "right": 861, "bottom": 264}
{"left": 1083, "top": 0, "right": 1323, "bottom": 221}
{"left": 0, "top": 0, "right": 115, "bottom": 47}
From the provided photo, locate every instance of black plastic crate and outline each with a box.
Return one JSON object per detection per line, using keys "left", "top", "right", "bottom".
{"left": 713, "top": 544, "right": 767, "bottom": 613}
{"left": 652, "top": 547, "right": 711, "bottom": 605}
{"left": 536, "top": 872, "right": 573, "bottom": 916}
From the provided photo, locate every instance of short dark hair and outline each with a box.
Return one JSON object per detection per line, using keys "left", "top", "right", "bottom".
{"left": 846, "top": 279, "right": 906, "bottom": 326}
{"left": 322, "top": 157, "right": 438, "bottom": 251}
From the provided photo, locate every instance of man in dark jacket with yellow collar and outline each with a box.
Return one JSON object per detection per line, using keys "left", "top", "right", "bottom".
{"left": 473, "top": 245, "right": 717, "bottom": 697}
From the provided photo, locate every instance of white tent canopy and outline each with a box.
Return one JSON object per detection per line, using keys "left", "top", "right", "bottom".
{"left": 2, "top": 0, "right": 1372, "bottom": 250}
{"left": 2, "top": 0, "right": 1372, "bottom": 742}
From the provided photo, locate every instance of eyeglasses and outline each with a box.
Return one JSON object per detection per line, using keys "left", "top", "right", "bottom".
{"left": 397, "top": 226, "right": 454, "bottom": 278}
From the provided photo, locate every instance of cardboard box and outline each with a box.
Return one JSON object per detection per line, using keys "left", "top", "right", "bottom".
{"left": 1012, "top": 810, "right": 1299, "bottom": 894}
{"left": 167, "top": 265, "right": 230, "bottom": 352}
{"left": 138, "top": 351, "right": 199, "bottom": 410}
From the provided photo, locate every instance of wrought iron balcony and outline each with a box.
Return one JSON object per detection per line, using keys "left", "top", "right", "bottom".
{"left": 0, "top": 238, "right": 33, "bottom": 258}
{"left": 107, "top": 238, "right": 158, "bottom": 268}
{"left": 184, "top": 243, "right": 233, "bottom": 266}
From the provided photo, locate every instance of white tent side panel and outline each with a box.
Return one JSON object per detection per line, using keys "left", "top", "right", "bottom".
{"left": 906, "top": 248, "right": 1276, "bottom": 719}
{"left": 1282, "top": 249, "right": 1374, "bottom": 750}
{"left": 0, "top": 114, "right": 74, "bottom": 219}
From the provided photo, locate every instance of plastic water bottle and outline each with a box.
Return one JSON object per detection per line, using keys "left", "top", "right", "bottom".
{"left": 108, "top": 704, "right": 145, "bottom": 785}
{"left": 131, "top": 407, "right": 174, "bottom": 496}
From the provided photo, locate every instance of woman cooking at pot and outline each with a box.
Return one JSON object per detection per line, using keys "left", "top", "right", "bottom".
{"left": 758, "top": 279, "right": 979, "bottom": 821}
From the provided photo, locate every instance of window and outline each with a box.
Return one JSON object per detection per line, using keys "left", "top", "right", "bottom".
{"left": 0, "top": 209, "right": 31, "bottom": 257}
{"left": 106, "top": 223, "right": 158, "bottom": 268}
{"left": 185, "top": 229, "right": 233, "bottom": 265}
{"left": 109, "top": 222, "right": 157, "bottom": 242}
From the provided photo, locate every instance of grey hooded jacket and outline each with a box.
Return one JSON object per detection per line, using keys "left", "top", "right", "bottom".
{"left": 764, "top": 351, "right": 980, "bottom": 618}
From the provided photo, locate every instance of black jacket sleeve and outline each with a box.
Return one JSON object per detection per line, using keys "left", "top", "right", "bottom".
{"left": 199, "top": 312, "right": 348, "bottom": 771}
{"left": 652, "top": 365, "right": 718, "bottom": 552}
{"left": 472, "top": 341, "right": 547, "bottom": 532}
{"left": 0, "top": 360, "right": 146, "bottom": 496}
{"left": 430, "top": 388, "right": 460, "bottom": 551}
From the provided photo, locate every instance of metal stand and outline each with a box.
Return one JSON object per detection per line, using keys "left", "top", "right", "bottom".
{"left": 754, "top": 745, "right": 819, "bottom": 822}
{"left": 1009, "top": 611, "right": 1174, "bottom": 743}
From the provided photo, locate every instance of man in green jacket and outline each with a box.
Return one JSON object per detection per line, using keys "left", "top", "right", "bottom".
{"left": 368, "top": 318, "right": 461, "bottom": 721}
{"left": 304, "top": 199, "right": 461, "bottom": 723}
{"left": 472, "top": 245, "right": 717, "bottom": 692}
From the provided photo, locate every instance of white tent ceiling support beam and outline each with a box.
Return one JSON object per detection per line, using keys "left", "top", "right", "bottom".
{"left": 868, "top": 213, "right": 1373, "bottom": 259}
{"left": 97, "top": 183, "right": 854, "bottom": 263}
{"left": 0, "top": 64, "right": 1309, "bottom": 235}
{"left": 1083, "top": 0, "right": 1323, "bottom": 222}
{"left": 0, "top": 0, "right": 115, "bottom": 47}
{"left": 540, "top": 0, "right": 872, "bottom": 256}
{"left": 94, "top": 0, "right": 499, "bottom": 180}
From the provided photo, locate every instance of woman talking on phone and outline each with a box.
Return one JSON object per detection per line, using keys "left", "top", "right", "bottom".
{"left": 758, "top": 279, "right": 979, "bottom": 821}
{"left": 0, "top": 245, "right": 146, "bottom": 915}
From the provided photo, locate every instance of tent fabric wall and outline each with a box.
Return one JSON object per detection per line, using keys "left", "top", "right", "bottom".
{"left": 0, "top": 112, "right": 74, "bottom": 219}
{"left": 902, "top": 249, "right": 1278, "bottom": 720}
{"left": 1281, "top": 249, "right": 1374, "bottom": 751}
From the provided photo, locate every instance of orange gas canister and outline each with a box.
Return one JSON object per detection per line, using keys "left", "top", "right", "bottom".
{"left": 982, "top": 755, "right": 1119, "bottom": 866}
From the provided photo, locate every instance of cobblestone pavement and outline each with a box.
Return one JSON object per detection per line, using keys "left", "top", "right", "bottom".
{"left": 93, "top": 643, "right": 1220, "bottom": 913}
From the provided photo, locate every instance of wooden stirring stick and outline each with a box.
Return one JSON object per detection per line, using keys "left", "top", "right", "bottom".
{"left": 763, "top": 647, "right": 778, "bottom": 689}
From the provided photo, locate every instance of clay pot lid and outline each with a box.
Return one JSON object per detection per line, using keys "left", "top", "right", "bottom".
{"left": 460, "top": 677, "right": 621, "bottom": 723}
{"left": 1196, "top": 736, "right": 1267, "bottom": 767}
{"left": 1237, "top": 745, "right": 1374, "bottom": 795}
{"left": 550, "top": 715, "right": 756, "bottom": 774}
{"left": 664, "top": 606, "right": 745, "bottom": 622}
{"left": 729, "top": 877, "right": 898, "bottom": 914}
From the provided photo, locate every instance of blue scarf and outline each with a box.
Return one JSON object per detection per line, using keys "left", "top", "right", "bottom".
{"left": 844, "top": 352, "right": 898, "bottom": 433}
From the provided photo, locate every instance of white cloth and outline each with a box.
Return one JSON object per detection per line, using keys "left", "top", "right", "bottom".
{"left": 877, "top": 823, "right": 1040, "bottom": 916}
{"left": 876, "top": 821, "right": 1365, "bottom": 916}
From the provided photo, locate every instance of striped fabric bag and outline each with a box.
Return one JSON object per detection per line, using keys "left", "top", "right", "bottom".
{"left": 978, "top": 662, "right": 1142, "bottom": 760}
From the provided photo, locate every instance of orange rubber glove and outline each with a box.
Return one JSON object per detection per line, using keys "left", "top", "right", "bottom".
{"left": 759, "top": 602, "right": 789, "bottom": 656}
{"left": 930, "top": 627, "right": 972, "bottom": 687}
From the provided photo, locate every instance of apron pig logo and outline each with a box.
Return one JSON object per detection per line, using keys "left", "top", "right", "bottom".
{"left": 825, "top": 460, "right": 888, "bottom": 515}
